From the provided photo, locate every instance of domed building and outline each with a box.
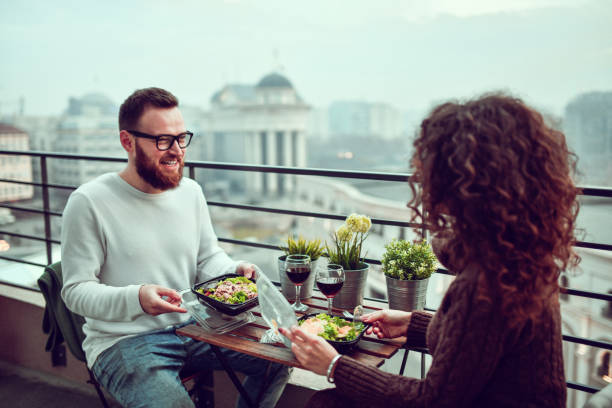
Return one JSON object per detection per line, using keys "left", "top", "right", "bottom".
{"left": 204, "top": 72, "right": 310, "bottom": 196}
{"left": 255, "top": 73, "right": 301, "bottom": 105}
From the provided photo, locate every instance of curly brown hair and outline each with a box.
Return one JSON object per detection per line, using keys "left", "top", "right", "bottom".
{"left": 408, "top": 93, "right": 580, "bottom": 327}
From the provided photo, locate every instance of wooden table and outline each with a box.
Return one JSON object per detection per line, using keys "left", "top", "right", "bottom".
{"left": 176, "top": 296, "right": 404, "bottom": 407}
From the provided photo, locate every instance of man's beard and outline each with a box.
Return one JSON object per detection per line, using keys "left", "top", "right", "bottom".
{"left": 135, "top": 141, "right": 184, "bottom": 191}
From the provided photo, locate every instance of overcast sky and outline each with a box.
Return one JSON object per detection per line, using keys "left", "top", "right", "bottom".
{"left": 1, "top": 0, "right": 611, "bottom": 117}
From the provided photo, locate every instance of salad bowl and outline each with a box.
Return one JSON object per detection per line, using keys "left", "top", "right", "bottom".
{"left": 298, "top": 313, "right": 370, "bottom": 354}
{"left": 192, "top": 273, "right": 259, "bottom": 316}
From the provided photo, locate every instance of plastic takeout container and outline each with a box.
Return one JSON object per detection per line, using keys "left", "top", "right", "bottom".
{"left": 298, "top": 313, "right": 369, "bottom": 354}
{"left": 192, "top": 273, "right": 259, "bottom": 316}
{"left": 180, "top": 289, "right": 255, "bottom": 334}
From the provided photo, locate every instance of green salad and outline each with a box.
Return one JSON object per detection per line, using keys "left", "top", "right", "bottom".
{"left": 299, "top": 313, "right": 365, "bottom": 342}
{"left": 198, "top": 276, "right": 257, "bottom": 304}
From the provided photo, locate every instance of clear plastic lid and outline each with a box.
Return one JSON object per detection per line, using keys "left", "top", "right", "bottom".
{"left": 180, "top": 288, "right": 255, "bottom": 334}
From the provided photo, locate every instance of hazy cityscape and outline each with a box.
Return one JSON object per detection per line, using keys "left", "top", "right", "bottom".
{"left": 1, "top": 1, "right": 611, "bottom": 407}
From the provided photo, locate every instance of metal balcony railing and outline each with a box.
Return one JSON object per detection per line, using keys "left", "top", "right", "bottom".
{"left": 1, "top": 150, "right": 611, "bottom": 396}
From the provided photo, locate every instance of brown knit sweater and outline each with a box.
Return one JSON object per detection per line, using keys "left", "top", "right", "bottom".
{"left": 307, "top": 265, "right": 566, "bottom": 408}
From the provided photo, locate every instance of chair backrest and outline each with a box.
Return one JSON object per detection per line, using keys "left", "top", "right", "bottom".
{"left": 37, "top": 261, "right": 87, "bottom": 362}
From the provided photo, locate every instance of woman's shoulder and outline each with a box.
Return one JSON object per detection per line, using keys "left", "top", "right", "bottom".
{"left": 439, "top": 263, "right": 499, "bottom": 315}
{"left": 446, "top": 263, "right": 482, "bottom": 296}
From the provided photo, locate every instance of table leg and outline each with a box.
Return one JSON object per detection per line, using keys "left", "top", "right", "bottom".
{"left": 399, "top": 349, "right": 409, "bottom": 376}
{"left": 255, "top": 362, "right": 286, "bottom": 404}
{"left": 211, "top": 345, "right": 256, "bottom": 408}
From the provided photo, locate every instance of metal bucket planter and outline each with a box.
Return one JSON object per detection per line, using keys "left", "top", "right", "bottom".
{"left": 278, "top": 255, "right": 318, "bottom": 300}
{"left": 385, "top": 275, "right": 429, "bottom": 312}
{"left": 332, "top": 262, "right": 369, "bottom": 310}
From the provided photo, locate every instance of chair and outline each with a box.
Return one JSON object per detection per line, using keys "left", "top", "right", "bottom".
{"left": 398, "top": 346, "right": 429, "bottom": 377}
{"left": 38, "top": 261, "right": 110, "bottom": 407}
{"left": 38, "top": 261, "right": 214, "bottom": 408}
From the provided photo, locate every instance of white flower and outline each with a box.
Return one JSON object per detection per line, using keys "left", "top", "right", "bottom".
{"left": 336, "top": 224, "right": 352, "bottom": 242}
{"left": 346, "top": 214, "right": 371, "bottom": 234}
{"left": 359, "top": 215, "right": 372, "bottom": 233}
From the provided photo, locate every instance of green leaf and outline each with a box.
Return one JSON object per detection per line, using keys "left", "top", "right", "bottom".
{"left": 382, "top": 239, "right": 438, "bottom": 280}
{"left": 281, "top": 235, "right": 325, "bottom": 260}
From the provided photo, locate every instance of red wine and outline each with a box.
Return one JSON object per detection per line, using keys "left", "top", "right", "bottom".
{"left": 316, "top": 277, "right": 344, "bottom": 297}
{"left": 286, "top": 266, "right": 311, "bottom": 285}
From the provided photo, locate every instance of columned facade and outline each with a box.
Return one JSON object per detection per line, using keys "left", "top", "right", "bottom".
{"left": 205, "top": 73, "right": 311, "bottom": 198}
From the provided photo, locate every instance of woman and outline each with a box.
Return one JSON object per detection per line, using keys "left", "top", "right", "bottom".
{"left": 280, "top": 94, "right": 579, "bottom": 407}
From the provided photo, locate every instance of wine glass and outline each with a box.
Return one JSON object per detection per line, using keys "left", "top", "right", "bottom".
{"left": 284, "top": 254, "right": 311, "bottom": 312}
{"left": 316, "top": 263, "right": 345, "bottom": 315}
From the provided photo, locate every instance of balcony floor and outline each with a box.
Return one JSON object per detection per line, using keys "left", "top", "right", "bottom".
{"left": 0, "top": 359, "right": 120, "bottom": 408}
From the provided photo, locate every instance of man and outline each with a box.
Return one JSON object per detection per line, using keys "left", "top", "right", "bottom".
{"left": 61, "top": 87, "right": 289, "bottom": 408}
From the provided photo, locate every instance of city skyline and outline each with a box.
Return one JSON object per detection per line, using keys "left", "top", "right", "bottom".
{"left": 0, "top": 4, "right": 610, "bottom": 399}
{"left": 1, "top": 0, "right": 611, "bottom": 117}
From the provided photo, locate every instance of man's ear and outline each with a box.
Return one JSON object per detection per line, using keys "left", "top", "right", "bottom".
{"left": 119, "top": 130, "right": 134, "bottom": 153}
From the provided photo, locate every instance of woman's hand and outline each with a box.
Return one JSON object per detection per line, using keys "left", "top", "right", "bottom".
{"left": 138, "top": 284, "right": 187, "bottom": 315}
{"left": 362, "top": 309, "right": 412, "bottom": 339}
{"left": 279, "top": 326, "right": 338, "bottom": 376}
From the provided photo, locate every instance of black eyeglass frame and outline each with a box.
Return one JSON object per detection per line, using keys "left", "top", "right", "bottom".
{"left": 127, "top": 129, "right": 193, "bottom": 151}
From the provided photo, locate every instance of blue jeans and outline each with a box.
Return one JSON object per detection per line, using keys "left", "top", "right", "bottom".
{"left": 92, "top": 321, "right": 290, "bottom": 408}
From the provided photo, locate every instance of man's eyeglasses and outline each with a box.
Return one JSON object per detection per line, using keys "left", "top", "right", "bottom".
{"left": 127, "top": 130, "right": 193, "bottom": 151}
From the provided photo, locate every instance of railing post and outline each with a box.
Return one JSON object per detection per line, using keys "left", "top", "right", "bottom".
{"left": 189, "top": 164, "right": 195, "bottom": 180}
{"left": 420, "top": 353, "right": 426, "bottom": 379}
{"left": 40, "top": 156, "right": 52, "bottom": 266}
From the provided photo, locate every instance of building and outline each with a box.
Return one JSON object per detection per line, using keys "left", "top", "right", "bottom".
{"left": 306, "top": 107, "right": 330, "bottom": 141}
{"left": 564, "top": 91, "right": 612, "bottom": 187}
{"left": 0, "top": 124, "right": 34, "bottom": 204}
{"left": 51, "top": 93, "right": 123, "bottom": 208}
{"left": 204, "top": 72, "right": 311, "bottom": 197}
{"left": 559, "top": 245, "right": 612, "bottom": 407}
{"left": 8, "top": 115, "right": 60, "bottom": 199}
{"left": 328, "top": 100, "right": 402, "bottom": 141}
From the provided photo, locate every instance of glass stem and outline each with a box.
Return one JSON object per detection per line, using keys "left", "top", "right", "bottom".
{"left": 327, "top": 298, "right": 333, "bottom": 315}
{"left": 295, "top": 285, "right": 302, "bottom": 308}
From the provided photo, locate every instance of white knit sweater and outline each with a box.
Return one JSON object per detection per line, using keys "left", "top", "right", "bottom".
{"left": 61, "top": 173, "right": 237, "bottom": 367}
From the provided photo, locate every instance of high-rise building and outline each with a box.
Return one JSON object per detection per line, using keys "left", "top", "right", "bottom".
{"left": 306, "top": 108, "right": 330, "bottom": 141}
{"left": 564, "top": 91, "right": 612, "bottom": 186}
{"left": 9, "top": 115, "right": 60, "bottom": 199}
{"left": 0, "top": 124, "right": 34, "bottom": 224}
{"left": 51, "top": 93, "right": 123, "bottom": 206}
{"left": 329, "top": 101, "right": 402, "bottom": 140}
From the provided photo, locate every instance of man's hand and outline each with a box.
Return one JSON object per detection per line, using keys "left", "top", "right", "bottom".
{"left": 279, "top": 326, "right": 338, "bottom": 376}
{"left": 138, "top": 284, "right": 187, "bottom": 316}
{"left": 361, "top": 309, "right": 412, "bottom": 339}
{"left": 236, "top": 263, "right": 256, "bottom": 279}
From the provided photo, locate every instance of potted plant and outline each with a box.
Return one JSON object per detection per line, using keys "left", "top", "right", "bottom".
{"left": 278, "top": 235, "right": 325, "bottom": 300}
{"left": 326, "top": 213, "right": 372, "bottom": 309}
{"left": 382, "top": 239, "right": 438, "bottom": 311}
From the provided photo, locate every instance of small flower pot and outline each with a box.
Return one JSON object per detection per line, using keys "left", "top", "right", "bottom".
{"left": 332, "top": 262, "right": 369, "bottom": 310}
{"left": 385, "top": 275, "right": 429, "bottom": 312}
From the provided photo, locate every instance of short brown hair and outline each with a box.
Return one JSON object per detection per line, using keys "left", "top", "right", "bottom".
{"left": 118, "top": 87, "right": 178, "bottom": 130}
